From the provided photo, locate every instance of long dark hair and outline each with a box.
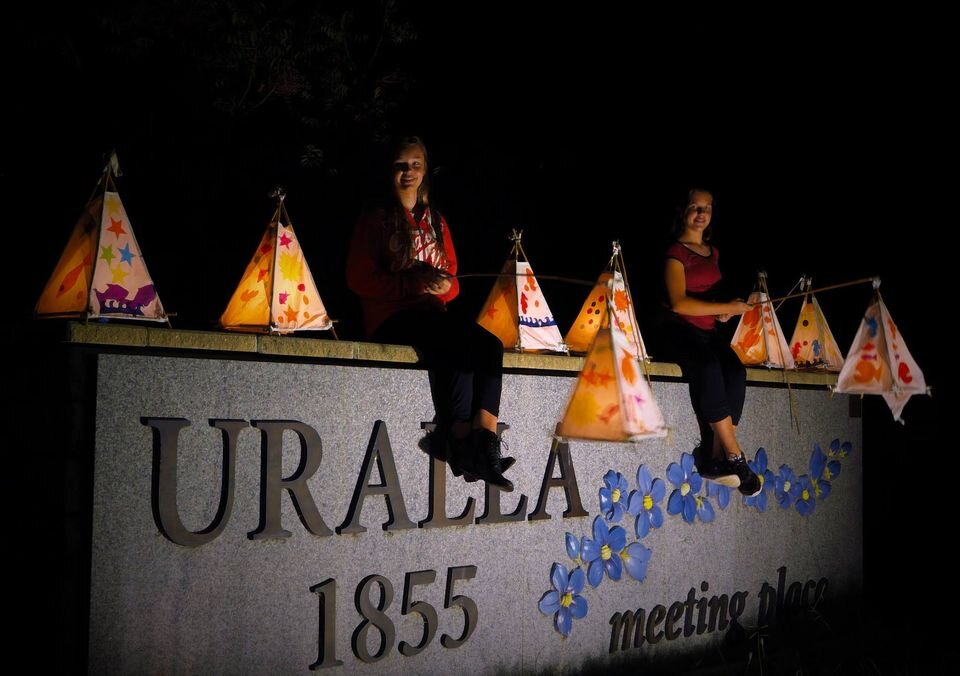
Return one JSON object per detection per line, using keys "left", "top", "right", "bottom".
{"left": 670, "top": 187, "right": 715, "bottom": 241}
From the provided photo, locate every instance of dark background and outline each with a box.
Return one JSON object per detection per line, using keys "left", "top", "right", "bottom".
{"left": 3, "top": 2, "right": 950, "bottom": 671}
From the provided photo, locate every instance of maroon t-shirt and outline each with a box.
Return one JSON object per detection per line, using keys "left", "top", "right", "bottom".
{"left": 665, "top": 241, "right": 721, "bottom": 331}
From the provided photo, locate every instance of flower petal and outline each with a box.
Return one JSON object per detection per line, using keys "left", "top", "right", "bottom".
{"left": 592, "top": 515, "right": 607, "bottom": 543}
{"left": 667, "top": 462, "right": 684, "bottom": 487}
{"left": 565, "top": 532, "right": 580, "bottom": 561}
{"left": 608, "top": 525, "right": 627, "bottom": 552}
{"left": 603, "top": 469, "right": 618, "bottom": 489}
{"left": 581, "top": 537, "right": 600, "bottom": 563}
{"left": 569, "top": 594, "right": 588, "bottom": 619}
{"left": 606, "top": 554, "right": 623, "bottom": 581}
{"left": 667, "top": 489, "right": 683, "bottom": 515}
{"left": 588, "top": 559, "right": 604, "bottom": 588}
{"left": 699, "top": 498, "right": 716, "bottom": 523}
{"left": 651, "top": 477, "right": 666, "bottom": 503}
{"left": 637, "top": 465, "right": 653, "bottom": 493}
{"left": 810, "top": 443, "right": 826, "bottom": 478}
{"left": 763, "top": 469, "right": 776, "bottom": 490}
{"left": 635, "top": 512, "right": 651, "bottom": 539}
{"left": 551, "top": 562, "right": 568, "bottom": 594}
{"left": 817, "top": 480, "right": 832, "bottom": 500}
{"left": 626, "top": 490, "right": 643, "bottom": 517}
{"left": 568, "top": 567, "right": 586, "bottom": 593}
{"left": 756, "top": 447, "right": 768, "bottom": 472}
{"left": 649, "top": 506, "right": 664, "bottom": 529}
{"left": 681, "top": 451, "right": 696, "bottom": 476}
{"left": 556, "top": 606, "right": 572, "bottom": 636}
{"left": 688, "top": 472, "right": 703, "bottom": 494}
{"left": 608, "top": 502, "right": 624, "bottom": 523}
{"left": 716, "top": 485, "right": 730, "bottom": 509}
{"left": 599, "top": 488, "right": 613, "bottom": 512}
{"left": 682, "top": 495, "right": 696, "bottom": 523}
{"left": 623, "top": 543, "right": 652, "bottom": 582}
{"left": 539, "top": 590, "right": 561, "bottom": 615}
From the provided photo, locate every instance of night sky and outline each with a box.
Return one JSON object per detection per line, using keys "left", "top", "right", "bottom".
{"left": 3, "top": 2, "right": 952, "bottom": 666}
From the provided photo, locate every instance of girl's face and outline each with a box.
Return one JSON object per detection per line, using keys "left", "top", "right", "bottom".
{"left": 684, "top": 191, "right": 713, "bottom": 233}
{"left": 393, "top": 147, "right": 426, "bottom": 199}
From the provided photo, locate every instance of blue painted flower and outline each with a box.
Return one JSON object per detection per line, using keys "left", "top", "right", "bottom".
{"left": 581, "top": 515, "right": 628, "bottom": 587}
{"left": 775, "top": 465, "right": 801, "bottom": 509}
{"left": 620, "top": 542, "right": 653, "bottom": 582}
{"left": 666, "top": 452, "right": 705, "bottom": 523}
{"left": 599, "top": 470, "right": 630, "bottom": 522}
{"left": 707, "top": 481, "right": 731, "bottom": 510}
{"left": 626, "top": 465, "right": 665, "bottom": 538}
{"left": 538, "top": 563, "right": 588, "bottom": 636}
{"left": 695, "top": 493, "right": 716, "bottom": 522}
{"left": 565, "top": 532, "right": 581, "bottom": 565}
{"left": 809, "top": 444, "right": 835, "bottom": 500}
{"left": 795, "top": 475, "right": 816, "bottom": 516}
{"left": 743, "top": 447, "right": 776, "bottom": 512}
{"left": 827, "top": 438, "right": 853, "bottom": 460}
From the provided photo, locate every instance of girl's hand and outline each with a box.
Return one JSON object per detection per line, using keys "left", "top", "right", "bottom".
{"left": 425, "top": 272, "right": 453, "bottom": 295}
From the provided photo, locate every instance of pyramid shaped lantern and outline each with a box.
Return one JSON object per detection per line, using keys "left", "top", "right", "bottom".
{"left": 731, "top": 271, "right": 795, "bottom": 369}
{"left": 556, "top": 278, "right": 667, "bottom": 442}
{"left": 476, "top": 229, "right": 565, "bottom": 352}
{"left": 35, "top": 154, "right": 169, "bottom": 323}
{"left": 789, "top": 275, "right": 845, "bottom": 371}
{"left": 220, "top": 189, "right": 334, "bottom": 335}
{"left": 835, "top": 279, "right": 929, "bottom": 422}
{"left": 565, "top": 241, "right": 650, "bottom": 361}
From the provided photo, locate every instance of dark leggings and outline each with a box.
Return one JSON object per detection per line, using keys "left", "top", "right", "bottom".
{"left": 373, "top": 308, "right": 503, "bottom": 424}
{"left": 660, "top": 318, "right": 746, "bottom": 444}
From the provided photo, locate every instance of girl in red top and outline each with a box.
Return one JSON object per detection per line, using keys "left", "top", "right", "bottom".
{"left": 663, "top": 188, "right": 760, "bottom": 496}
{"left": 347, "top": 136, "right": 513, "bottom": 491}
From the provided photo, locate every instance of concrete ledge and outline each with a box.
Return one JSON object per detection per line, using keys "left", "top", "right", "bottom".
{"left": 66, "top": 322, "right": 258, "bottom": 353}
{"left": 63, "top": 321, "right": 838, "bottom": 386}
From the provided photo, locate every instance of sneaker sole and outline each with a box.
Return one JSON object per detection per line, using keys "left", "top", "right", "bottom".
{"left": 701, "top": 474, "right": 741, "bottom": 488}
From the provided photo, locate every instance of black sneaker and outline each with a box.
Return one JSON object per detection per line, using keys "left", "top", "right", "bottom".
{"left": 462, "top": 429, "right": 514, "bottom": 491}
{"left": 445, "top": 432, "right": 480, "bottom": 482}
{"left": 692, "top": 444, "right": 709, "bottom": 474}
{"left": 695, "top": 447, "right": 741, "bottom": 488}
{"left": 446, "top": 432, "right": 515, "bottom": 483}
{"left": 422, "top": 424, "right": 513, "bottom": 482}
{"left": 729, "top": 455, "right": 762, "bottom": 497}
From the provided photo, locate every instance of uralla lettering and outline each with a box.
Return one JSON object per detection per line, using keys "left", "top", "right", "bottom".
{"left": 141, "top": 418, "right": 588, "bottom": 547}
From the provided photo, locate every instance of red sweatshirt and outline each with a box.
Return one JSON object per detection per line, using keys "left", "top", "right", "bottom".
{"left": 347, "top": 205, "right": 460, "bottom": 336}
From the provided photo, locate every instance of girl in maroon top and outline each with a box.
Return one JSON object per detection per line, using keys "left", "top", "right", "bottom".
{"left": 663, "top": 188, "right": 760, "bottom": 496}
{"left": 347, "top": 136, "right": 513, "bottom": 491}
